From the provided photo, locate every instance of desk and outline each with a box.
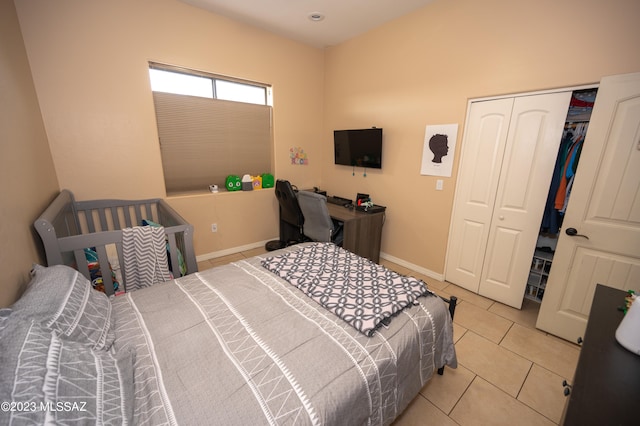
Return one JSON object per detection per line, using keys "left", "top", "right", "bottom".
{"left": 326, "top": 203, "right": 384, "bottom": 263}
{"left": 562, "top": 284, "right": 640, "bottom": 425}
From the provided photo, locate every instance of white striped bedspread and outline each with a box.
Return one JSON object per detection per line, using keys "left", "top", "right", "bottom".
{"left": 111, "top": 243, "right": 457, "bottom": 426}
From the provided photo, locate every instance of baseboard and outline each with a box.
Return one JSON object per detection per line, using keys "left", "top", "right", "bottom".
{"left": 196, "top": 239, "right": 274, "bottom": 262}
{"left": 198, "top": 244, "right": 445, "bottom": 282}
{"left": 379, "top": 251, "right": 445, "bottom": 282}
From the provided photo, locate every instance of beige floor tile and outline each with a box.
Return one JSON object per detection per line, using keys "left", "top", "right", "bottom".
{"left": 440, "top": 283, "right": 495, "bottom": 310}
{"left": 431, "top": 285, "right": 460, "bottom": 302}
{"left": 379, "top": 259, "right": 393, "bottom": 269}
{"left": 197, "top": 260, "right": 215, "bottom": 271}
{"left": 242, "top": 246, "right": 268, "bottom": 258}
{"left": 455, "top": 331, "right": 532, "bottom": 397}
{"left": 420, "top": 364, "right": 475, "bottom": 414}
{"left": 211, "top": 252, "right": 246, "bottom": 267}
{"left": 379, "top": 259, "right": 396, "bottom": 269}
{"left": 420, "top": 275, "right": 448, "bottom": 291}
{"left": 454, "top": 300, "right": 513, "bottom": 343}
{"left": 450, "top": 377, "right": 556, "bottom": 426}
{"left": 392, "top": 394, "right": 458, "bottom": 426}
{"left": 380, "top": 260, "right": 414, "bottom": 276}
{"left": 426, "top": 286, "right": 447, "bottom": 300}
{"left": 500, "top": 323, "right": 579, "bottom": 379}
{"left": 488, "top": 297, "right": 540, "bottom": 329}
{"left": 545, "top": 331, "right": 582, "bottom": 350}
{"left": 518, "top": 364, "right": 567, "bottom": 424}
{"left": 452, "top": 322, "right": 467, "bottom": 343}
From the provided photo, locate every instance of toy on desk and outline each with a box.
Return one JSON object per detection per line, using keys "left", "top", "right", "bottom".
{"left": 241, "top": 174, "right": 253, "bottom": 191}
{"left": 624, "top": 290, "right": 636, "bottom": 313}
{"left": 359, "top": 200, "right": 374, "bottom": 210}
{"left": 618, "top": 290, "right": 637, "bottom": 314}
{"left": 356, "top": 193, "right": 370, "bottom": 205}
{"left": 354, "top": 193, "right": 387, "bottom": 213}
{"left": 356, "top": 194, "right": 375, "bottom": 211}
{"left": 225, "top": 175, "right": 242, "bottom": 191}
{"left": 356, "top": 193, "right": 372, "bottom": 208}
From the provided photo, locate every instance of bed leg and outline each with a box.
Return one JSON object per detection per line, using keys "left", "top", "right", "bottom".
{"left": 437, "top": 295, "right": 458, "bottom": 376}
{"left": 448, "top": 295, "right": 458, "bottom": 321}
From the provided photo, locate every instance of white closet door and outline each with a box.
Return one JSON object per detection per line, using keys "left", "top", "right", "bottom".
{"left": 445, "top": 98, "right": 514, "bottom": 292}
{"left": 477, "top": 92, "right": 571, "bottom": 308}
{"left": 537, "top": 72, "right": 640, "bottom": 341}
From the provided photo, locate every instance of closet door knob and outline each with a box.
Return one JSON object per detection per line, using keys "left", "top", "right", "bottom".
{"left": 499, "top": 215, "right": 505, "bottom": 221}
{"left": 566, "top": 227, "right": 589, "bottom": 239}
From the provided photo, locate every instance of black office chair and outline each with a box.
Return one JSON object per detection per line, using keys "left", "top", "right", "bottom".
{"left": 267, "top": 179, "right": 305, "bottom": 250}
{"left": 297, "top": 190, "right": 344, "bottom": 246}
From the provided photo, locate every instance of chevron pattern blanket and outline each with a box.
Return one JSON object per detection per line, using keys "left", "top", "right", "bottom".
{"left": 122, "top": 226, "right": 172, "bottom": 291}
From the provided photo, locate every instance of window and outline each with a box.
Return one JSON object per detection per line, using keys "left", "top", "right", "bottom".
{"left": 149, "top": 63, "right": 273, "bottom": 194}
{"left": 149, "top": 68, "right": 213, "bottom": 98}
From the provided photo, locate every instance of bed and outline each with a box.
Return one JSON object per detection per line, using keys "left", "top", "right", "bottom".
{"left": 33, "top": 189, "right": 198, "bottom": 295}
{"left": 0, "top": 242, "right": 457, "bottom": 425}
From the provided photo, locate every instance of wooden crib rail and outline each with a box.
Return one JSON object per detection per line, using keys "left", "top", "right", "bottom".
{"left": 34, "top": 190, "right": 80, "bottom": 265}
{"left": 74, "top": 197, "right": 163, "bottom": 233}
{"left": 34, "top": 190, "right": 198, "bottom": 296}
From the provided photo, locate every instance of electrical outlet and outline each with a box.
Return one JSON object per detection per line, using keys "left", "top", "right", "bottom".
{"left": 211, "top": 223, "right": 218, "bottom": 232}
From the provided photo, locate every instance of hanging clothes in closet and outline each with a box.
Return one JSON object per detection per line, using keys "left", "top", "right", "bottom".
{"left": 555, "top": 129, "right": 584, "bottom": 213}
{"left": 540, "top": 89, "right": 597, "bottom": 236}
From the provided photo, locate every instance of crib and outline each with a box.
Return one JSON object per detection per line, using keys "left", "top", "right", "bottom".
{"left": 34, "top": 189, "right": 197, "bottom": 295}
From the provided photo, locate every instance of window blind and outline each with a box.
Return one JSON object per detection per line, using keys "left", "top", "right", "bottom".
{"left": 153, "top": 91, "right": 272, "bottom": 193}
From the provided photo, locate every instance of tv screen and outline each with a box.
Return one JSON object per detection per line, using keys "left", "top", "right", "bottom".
{"left": 334, "top": 128, "right": 383, "bottom": 169}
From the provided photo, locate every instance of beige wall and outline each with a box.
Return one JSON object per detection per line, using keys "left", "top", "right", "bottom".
{"left": 0, "top": 0, "right": 59, "bottom": 307}
{"left": 9, "top": 0, "right": 640, "bottom": 284}
{"left": 322, "top": 0, "right": 640, "bottom": 276}
{"left": 14, "top": 0, "right": 325, "bottom": 257}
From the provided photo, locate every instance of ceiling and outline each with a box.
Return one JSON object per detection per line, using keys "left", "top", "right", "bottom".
{"left": 180, "top": 0, "right": 436, "bottom": 48}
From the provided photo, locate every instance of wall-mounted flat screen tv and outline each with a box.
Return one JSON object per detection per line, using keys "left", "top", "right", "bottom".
{"left": 334, "top": 128, "right": 382, "bottom": 169}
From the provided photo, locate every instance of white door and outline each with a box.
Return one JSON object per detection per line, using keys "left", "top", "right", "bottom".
{"left": 478, "top": 92, "right": 571, "bottom": 308}
{"left": 446, "top": 92, "right": 571, "bottom": 308}
{"left": 537, "top": 72, "right": 640, "bottom": 342}
{"left": 445, "top": 98, "right": 514, "bottom": 292}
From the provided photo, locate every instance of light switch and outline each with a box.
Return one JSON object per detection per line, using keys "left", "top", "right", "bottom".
{"left": 436, "top": 179, "right": 444, "bottom": 191}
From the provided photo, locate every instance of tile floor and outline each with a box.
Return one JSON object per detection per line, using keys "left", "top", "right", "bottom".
{"left": 198, "top": 247, "right": 580, "bottom": 426}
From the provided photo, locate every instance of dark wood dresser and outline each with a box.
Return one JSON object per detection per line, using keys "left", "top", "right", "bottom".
{"left": 562, "top": 284, "right": 640, "bottom": 425}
